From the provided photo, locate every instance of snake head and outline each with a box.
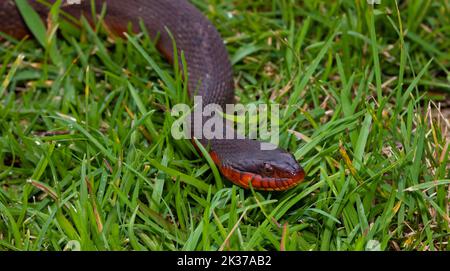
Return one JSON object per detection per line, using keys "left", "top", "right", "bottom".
{"left": 249, "top": 151, "right": 305, "bottom": 190}
{"left": 212, "top": 140, "right": 305, "bottom": 191}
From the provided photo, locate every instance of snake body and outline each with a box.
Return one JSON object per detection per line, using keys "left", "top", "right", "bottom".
{"left": 0, "top": 0, "right": 304, "bottom": 190}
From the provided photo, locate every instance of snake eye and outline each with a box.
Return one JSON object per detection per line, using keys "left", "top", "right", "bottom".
{"left": 263, "top": 163, "right": 274, "bottom": 175}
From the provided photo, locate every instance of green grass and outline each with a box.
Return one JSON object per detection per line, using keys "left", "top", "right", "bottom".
{"left": 0, "top": 0, "right": 449, "bottom": 251}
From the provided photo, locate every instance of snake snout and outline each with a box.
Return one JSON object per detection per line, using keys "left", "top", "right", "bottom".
{"left": 265, "top": 155, "right": 304, "bottom": 179}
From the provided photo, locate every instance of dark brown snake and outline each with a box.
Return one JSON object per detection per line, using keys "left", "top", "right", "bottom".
{"left": 0, "top": 0, "right": 305, "bottom": 191}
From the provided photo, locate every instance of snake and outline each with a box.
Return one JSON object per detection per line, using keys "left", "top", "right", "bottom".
{"left": 0, "top": 0, "right": 305, "bottom": 191}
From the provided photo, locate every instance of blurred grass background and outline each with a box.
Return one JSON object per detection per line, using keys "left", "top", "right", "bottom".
{"left": 0, "top": 0, "right": 449, "bottom": 250}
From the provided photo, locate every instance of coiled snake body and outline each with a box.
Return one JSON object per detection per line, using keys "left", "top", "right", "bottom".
{"left": 0, "top": 0, "right": 304, "bottom": 191}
